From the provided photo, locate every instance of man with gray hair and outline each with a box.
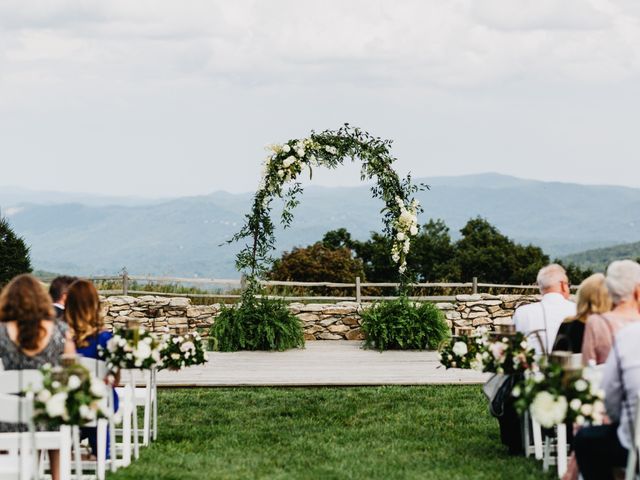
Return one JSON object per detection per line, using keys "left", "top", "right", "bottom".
{"left": 512, "top": 263, "right": 577, "bottom": 355}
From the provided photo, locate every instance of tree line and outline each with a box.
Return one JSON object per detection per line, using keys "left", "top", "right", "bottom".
{"left": 269, "top": 217, "right": 593, "bottom": 285}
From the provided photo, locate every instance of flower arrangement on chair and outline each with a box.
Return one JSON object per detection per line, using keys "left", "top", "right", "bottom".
{"left": 32, "top": 360, "right": 110, "bottom": 428}
{"left": 100, "top": 324, "right": 163, "bottom": 372}
{"left": 160, "top": 330, "right": 207, "bottom": 371}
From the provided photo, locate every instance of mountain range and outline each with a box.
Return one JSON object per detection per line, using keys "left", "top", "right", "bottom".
{"left": 2, "top": 173, "right": 640, "bottom": 278}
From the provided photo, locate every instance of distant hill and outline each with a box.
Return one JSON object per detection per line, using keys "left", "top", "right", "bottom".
{"left": 3, "top": 173, "right": 640, "bottom": 278}
{"left": 562, "top": 241, "right": 640, "bottom": 272}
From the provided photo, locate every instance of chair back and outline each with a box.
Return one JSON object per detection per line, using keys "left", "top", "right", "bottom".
{"left": 0, "top": 370, "right": 43, "bottom": 394}
{"left": 0, "top": 393, "right": 34, "bottom": 425}
{"left": 78, "top": 356, "right": 109, "bottom": 378}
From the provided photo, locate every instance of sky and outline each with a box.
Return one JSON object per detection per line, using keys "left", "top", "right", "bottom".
{"left": 1, "top": 0, "right": 640, "bottom": 197}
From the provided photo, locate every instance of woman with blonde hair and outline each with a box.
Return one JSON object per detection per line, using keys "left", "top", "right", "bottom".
{"left": 0, "top": 273, "right": 75, "bottom": 480}
{"left": 65, "top": 279, "right": 118, "bottom": 459}
{"left": 553, "top": 273, "right": 612, "bottom": 353}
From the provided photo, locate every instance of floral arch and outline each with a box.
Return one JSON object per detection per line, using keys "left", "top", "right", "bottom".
{"left": 230, "top": 124, "right": 424, "bottom": 294}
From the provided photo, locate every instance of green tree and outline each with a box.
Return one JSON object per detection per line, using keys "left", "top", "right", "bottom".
{"left": 454, "top": 217, "right": 549, "bottom": 284}
{"left": 351, "top": 232, "right": 396, "bottom": 282}
{"left": 322, "top": 228, "right": 355, "bottom": 250}
{"left": 409, "top": 219, "right": 459, "bottom": 281}
{"left": 269, "top": 242, "right": 365, "bottom": 283}
{"left": 0, "top": 217, "right": 32, "bottom": 286}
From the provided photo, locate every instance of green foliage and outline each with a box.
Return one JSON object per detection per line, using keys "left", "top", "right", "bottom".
{"left": 210, "top": 296, "right": 304, "bottom": 352}
{"left": 229, "top": 124, "right": 425, "bottom": 294}
{"left": 360, "top": 297, "right": 449, "bottom": 351}
{"left": 269, "top": 242, "right": 365, "bottom": 283}
{"left": 109, "top": 387, "right": 554, "bottom": 480}
{"left": 0, "top": 217, "right": 32, "bottom": 286}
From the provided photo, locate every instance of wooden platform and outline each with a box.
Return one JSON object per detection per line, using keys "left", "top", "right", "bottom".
{"left": 155, "top": 341, "right": 489, "bottom": 387}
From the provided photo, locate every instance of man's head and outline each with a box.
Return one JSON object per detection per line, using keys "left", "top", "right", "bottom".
{"left": 48, "top": 275, "right": 78, "bottom": 306}
{"left": 605, "top": 260, "right": 640, "bottom": 307}
{"left": 537, "top": 264, "right": 570, "bottom": 298}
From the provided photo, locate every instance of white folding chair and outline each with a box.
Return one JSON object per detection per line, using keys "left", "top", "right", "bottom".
{"left": 0, "top": 371, "right": 73, "bottom": 480}
{"left": 0, "top": 393, "right": 37, "bottom": 480}
{"left": 625, "top": 392, "right": 640, "bottom": 480}
{"left": 77, "top": 357, "right": 118, "bottom": 478}
{"left": 116, "top": 368, "right": 156, "bottom": 453}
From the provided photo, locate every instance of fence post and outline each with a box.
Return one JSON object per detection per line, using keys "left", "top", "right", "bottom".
{"left": 122, "top": 268, "right": 130, "bottom": 296}
{"left": 355, "top": 276, "right": 362, "bottom": 304}
{"left": 472, "top": 277, "right": 478, "bottom": 295}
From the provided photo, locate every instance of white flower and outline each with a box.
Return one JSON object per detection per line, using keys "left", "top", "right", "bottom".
{"left": 391, "top": 253, "right": 400, "bottom": 263}
{"left": 531, "top": 392, "right": 567, "bottom": 428}
{"left": 399, "top": 265, "right": 407, "bottom": 274}
{"left": 282, "top": 144, "right": 291, "bottom": 153}
{"left": 512, "top": 386, "right": 521, "bottom": 398}
{"left": 144, "top": 337, "right": 152, "bottom": 345}
{"left": 533, "top": 371, "right": 545, "bottom": 384}
{"left": 80, "top": 404, "right": 96, "bottom": 421}
{"left": 409, "top": 225, "right": 418, "bottom": 236}
{"left": 396, "top": 232, "right": 406, "bottom": 241}
{"left": 90, "top": 378, "right": 107, "bottom": 398}
{"left": 171, "top": 353, "right": 181, "bottom": 360}
{"left": 67, "top": 375, "right": 82, "bottom": 391}
{"left": 574, "top": 379, "right": 588, "bottom": 392}
{"left": 37, "top": 389, "right": 52, "bottom": 403}
{"left": 402, "top": 242, "right": 410, "bottom": 254}
{"left": 580, "top": 404, "right": 593, "bottom": 416}
{"left": 570, "top": 398, "right": 582, "bottom": 411}
{"left": 296, "top": 148, "right": 305, "bottom": 157}
{"left": 180, "top": 341, "right": 195, "bottom": 353}
{"left": 277, "top": 169, "right": 285, "bottom": 178}
{"left": 51, "top": 381, "right": 61, "bottom": 390}
{"left": 283, "top": 156, "right": 296, "bottom": 168}
{"left": 46, "top": 392, "right": 68, "bottom": 419}
{"left": 134, "top": 341, "right": 152, "bottom": 361}
{"left": 452, "top": 341, "right": 468, "bottom": 357}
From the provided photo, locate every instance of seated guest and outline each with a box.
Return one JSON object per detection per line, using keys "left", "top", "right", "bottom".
{"left": 49, "top": 275, "right": 77, "bottom": 321}
{"left": 553, "top": 273, "right": 612, "bottom": 353}
{"left": 582, "top": 260, "right": 640, "bottom": 365}
{"left": 65, "top": 279, "right": 118, "bottom": 458}
{"left": 0, "top": 274, "right": 75, "bottom": 480}
{"left": 513, "top": 264, "right": 577, "bottom": 355}
{"left": 575, "top": 320, "right": 640, "bottom": 479}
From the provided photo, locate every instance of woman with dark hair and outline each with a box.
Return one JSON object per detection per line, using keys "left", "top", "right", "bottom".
{"left": 65, "top": 279, "right": 118, "bottom": 459}
{"left": 0, "top": 273, "right": 75, "bottom": 480}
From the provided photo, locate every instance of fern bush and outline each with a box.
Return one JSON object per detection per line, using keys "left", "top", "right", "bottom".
{"left": 210, "top": 297, "right": 304, "bottom": 352}
{"left": 361, "top": 297, "right": 450, "bottom": 351}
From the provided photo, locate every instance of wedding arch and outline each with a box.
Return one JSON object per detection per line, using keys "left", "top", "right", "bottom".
{"left": 230, "top": 124, "right": 424, "bottom": 294}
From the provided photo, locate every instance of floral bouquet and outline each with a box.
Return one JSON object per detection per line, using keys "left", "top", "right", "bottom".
{"left": 438, "top": 334, "right": 484, "bottom": 370}
{"left": 513, "top": 361, "right": 606, "bottom": 428}
{"left": 160, "top": 332, "right": 207, "bottom": 371}
{"left": 32, "top": 363, "right": 110, "bottom": 428}
{"left": 481, "top": 332, "right": 536, "bottom": 375}
{"left": 100, "top": 326, "right": 163, "bottom": 371}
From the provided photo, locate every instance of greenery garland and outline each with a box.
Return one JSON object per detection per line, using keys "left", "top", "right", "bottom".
{"left": 230, "top": 124, "right": 425, "bottom": 296}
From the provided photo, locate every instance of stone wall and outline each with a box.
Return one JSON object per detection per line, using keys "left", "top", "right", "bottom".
{"left": 101, "top": 293, "right": 540, "bottom": 341}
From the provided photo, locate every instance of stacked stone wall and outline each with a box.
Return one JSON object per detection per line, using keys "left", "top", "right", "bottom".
{"left": 101, "top": 294, "right": 540, "bottom": 341}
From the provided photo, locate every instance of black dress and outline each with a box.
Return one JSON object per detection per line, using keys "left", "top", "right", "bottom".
{"left": 553, "top": 320, "right": 585, "bottom": 353}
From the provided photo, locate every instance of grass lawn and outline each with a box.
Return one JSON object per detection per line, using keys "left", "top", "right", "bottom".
{"left": 109, "top": 386, "right": 554, "bottom": 480}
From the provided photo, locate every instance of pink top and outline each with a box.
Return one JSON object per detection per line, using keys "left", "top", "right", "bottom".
{"left": 581, "top": 313, "right": 640, "bottom": 365}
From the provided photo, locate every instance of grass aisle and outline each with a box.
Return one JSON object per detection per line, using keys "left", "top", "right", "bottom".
{"left": 109, "top": 386, "right": 554, "bottom": 479}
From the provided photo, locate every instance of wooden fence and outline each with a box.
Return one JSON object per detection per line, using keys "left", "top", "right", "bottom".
{"left": 38, "top": 270, "right": 568, "bottom": 303}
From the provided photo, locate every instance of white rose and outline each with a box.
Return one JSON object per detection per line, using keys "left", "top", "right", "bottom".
{"left": 402, "top": 242, "right": 410, "bottom": 254}
{"left": 37, "top": 389, "right": 52, "bottom": 403}
{"left": 398, "top": 265, "right": 407, "bottom": 274}
{"left": 512, "top": 386, "right": 521, "bottom": 398}
{"left": 409, "top": 225, "right": 418, "bottom": 236}
{"left": 570, "top": 398, "right": 582, "bottom": 411}
{"left": 277, "top": 169, "right": 285, "bottom": 178}
{"left": 118, "top": 338, "right": 127, "bottom": 348}
{"left": 90, "top": 378, "right": 107, "bottom": 398}
{"left": 531, "top": 392, "right": 567, "bottom": 428}
{"left": 283, "top": 156, "right": 296, "bottom": 168}
{"left": 144, "top": 337, "right": 152, "bottom": 345}
{"left": 282, "top": 144, "right": 291, "bottom": 153}
{"left": 399, "top": 211, "right": 414, "bottom": 226}
{"left": 51, "top": 381, "right": 61, "bottom": 390}
{"left": 391, "top": 253, "right": 400, "bottom": 263}
{"left": 575, "top": 415, "right": 586, "bottom": 426}
{"left": 67, "top": 375, "right": 82, "bottom": 391}
{"left": 171, "top": 353, "right": 181, "bottom": 360}
{"left": 580, "top": 404, "right": 593, "bottom": 416}
{"left": 180, "top": 341, "right": 195, "bottom": 353}
{"left": 134, "top": 341, "right": 152, "bottom": 361}
{"left": 396, "top": 232, "right": 405, "bottom": 241}
{"left": 452, "top": 341, "right": 468, "bottom": 357}
{"left": 296, "top": 148, "right": 305, "bottom": 157}
{"left": 533, "top": 372, "right": 545, "bottom": 384}
{"left": 80, "top": 404, "right": 96, "bottom": 421}
{"left": 46, "top": 392, "right": 68, "bottom": 419}
{"left": 574, "top": 379, "right": 588, "bottom": 392}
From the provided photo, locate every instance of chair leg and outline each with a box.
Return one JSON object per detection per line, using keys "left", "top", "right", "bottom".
{"left": 129, "top": 372, "right": 140, "bottom": 459}
{"left": 72, "top": 425, "right": 82, "bottom": 480}
{"left": 143, "top": 371, "right": 152, "bottom": 446}
{"left": 122, "top": 387, "right": 132, "bottom": 467}
{"left": 152, "top": 368, "right": 158, "bottom": 442}
{"left": 97, "top": 419, "right": 107, "bottom": 480}
{"left": 556, "top": 423, "right": 568, "bottom": 478}
{"left": 543, "top": 436, "right": 551, "bottom": 473}
{"left": 109, "top": 413, "right": 117, "bottom": 472}
{"left": 625, "top": 446, "right": 638, "bottom": 480}
{"left": 59, "top": 425, "right": 72, "bottom": 480}
{"left": 532, "top": 416, "right": 543, "bottom": 460}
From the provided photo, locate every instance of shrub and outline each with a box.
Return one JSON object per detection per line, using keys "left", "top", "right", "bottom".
{"left": 210, "top": 297, "right": 304, "bottom": 352}
{"left": 361, "top": 297, "right": 449, "bottom": 351}
{"left": 0, "top": 217, "right": 32, "bottom": 286}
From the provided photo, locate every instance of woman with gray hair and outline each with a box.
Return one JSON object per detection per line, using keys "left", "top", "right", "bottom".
{"left": 581, "top": 259, "right": 640, "bottom": 365}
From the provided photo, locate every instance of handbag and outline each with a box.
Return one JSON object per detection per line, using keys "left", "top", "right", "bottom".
{"left": 483, "top": 373, "right": 516, "bottom": 418}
